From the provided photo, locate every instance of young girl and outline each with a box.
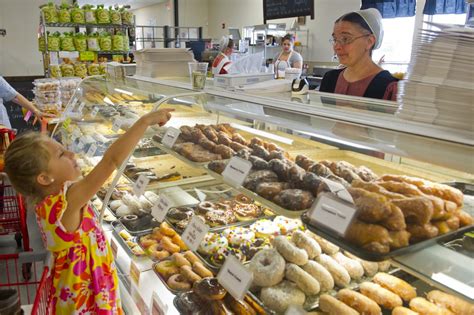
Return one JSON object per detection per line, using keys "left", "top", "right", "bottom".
{"left": 4, "top": 108, "right": 173, "bottom": 314}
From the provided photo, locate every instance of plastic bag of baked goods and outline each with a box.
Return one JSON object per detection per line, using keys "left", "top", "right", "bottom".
{"left": 58, "top": 2, "right": 71, "bottom": 23}
{"left": 47, "top": 32, "right": 61, "bottom": 51}
{"left": 112, "top": 32, "right": 124, "bottom": 51}
{"left": 60, "top": 32, "right": 75, "bottom": 51}
{"left": 110, "top": 6, "right": 122, "bottom": 25}
{"left": 41, "top": 2, "right": 58, "bottom": 23}
{"left": 74, "top": 32, "right": 87, "bottom": 52}
{"left": 83, "top": 4, "right": 96, "bottom": 24}
{"left": 60, "top": 63, "right": 75, "bottom": 77}
{"left": 99, "top": 32, "right": 112, "bottom": 51}
{"left": 99, "top": 62, "right": 107, "bottom": 75}
{"left": 96, "top": 5, "right": 110, "bottom": 24}
{"left": 87, "top": 32, "right": 100, "bottom": 51}
{"left": 87, "top": 63, "right": 100, "bottom": 76}
{"left": 71, "top": 4, "right": 85, "bottom": 24}
{"left": 120, "top": 7, "right": 134, "bottom": 25}
{"left": 49, "top": 65, "right": 62, "bottom": 78}
{"left": 38, "top": 35, "right": 46, "bottom": 52}
{"left": 74, "top": 63, "right": 88, "bottom": 78}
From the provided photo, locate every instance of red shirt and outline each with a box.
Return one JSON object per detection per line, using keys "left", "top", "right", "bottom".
{"left": 335, "top": 69, "right": 398, "bottom": 101}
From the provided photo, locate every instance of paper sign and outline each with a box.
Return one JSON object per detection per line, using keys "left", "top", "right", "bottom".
{"left": 77, "top": 102, "right": 86, "bottom": 114}
{"left": 49, "top": 52, "right": 59, "bottom": 65}
{"left": 59, "top": 51, "right": 79, "bottom": 59}
{"left": 308, "top": 193, "right": 357, "bottom": 236}
{"left": 221, "top": 157, "right": 252, "bottom": 188}
{"left": 111, "top": 238, "right": 118, "bottom": 259}
{"left": 321, "top": 178, "right": 354, "bottom": 204}
{"left": 161, "top": 127, "right": 181, "bottom": 148}
{"left": 86, "top": 143, "right": 97, "bottom": 158}
{"left": 181, "top": 216, "right": 210, "bottom": 252}
{"left": 217, "top": 255, "right": 253, "bottom": 301}
{"left": 130, "top": 260, "right": 141, "bottom": 286}
{"left": 90, "top": 106, "right": 99, "bottom": 118}
{"left": 132, "top": 174, "right": 150, "bottom": 197}
{"left": 194, "top": 188, "right": 207, "bottom": 202}
{"left": 150, "top": 292, "right": 168, "bottom": 315}
{"left": 112, "top": 119, "right": 122, "bottom": 132}
{"left": 151, "top": 195, "right": 172, "bottom": 222}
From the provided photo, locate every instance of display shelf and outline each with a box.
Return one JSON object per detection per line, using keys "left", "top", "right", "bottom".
{"left": 45, "top": 22, "right": 131, "bottom": 29}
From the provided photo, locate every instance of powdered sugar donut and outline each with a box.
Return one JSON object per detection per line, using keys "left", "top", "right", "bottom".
{"left": 248, "top": 249, "right": 285, "bottom": 287}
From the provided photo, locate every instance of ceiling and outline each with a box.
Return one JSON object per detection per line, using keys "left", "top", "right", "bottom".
{"left": 76, "top": 0, "right": 169, "bottom": 10}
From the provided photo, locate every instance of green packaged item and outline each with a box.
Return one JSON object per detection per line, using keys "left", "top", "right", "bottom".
{"left": 71, "top": 5, "right": 85, "bottom": 24}
{"left": 99, "top": 32, "right": 112, "bottom": 51}
{"left": 74, "top": 63, "right": 87, "bottom": 78}
{"left": 112, "top": 32, "right": 124, "bottom": 51}
{"left": 121, "top": 8, "right": 133, "bottom": 25}
{"left": 74, "top": 32, "right": 87, "bottom": 52}
{"left": 49, "top": 65, "right": 62, "bottom": 78}
{"left": 41, "top": 2, "right": 58, "bottom": 23}
{"left": 87, "top": 33, "right": 99, "bottom": 51}
{"left": 60, "top": 64, "right": 74, "bottom": 77}
{"left": 47, "top": 32, "right": 61, "bottom": 51}
{"left": 60, "top": 32, "right": 75, "bottom": 51}
{"left": 58, "top": 3, "right": 71, "bottom": 23}
{"left": 38, "top": 35, "right": 46, "bottom": 52}
{"left": 96, "top": 5, "right": 110, "bottom": 24}
{"left": 83, "top": 5, "right": 97, "bottom": 24}
{"left": 88, "top": 63, "right": 100, "bottom": 76}
{"left": 122, "top": 35, "right": 129, "bottom": 51}
{"left": 99, "top": 63, "right": 107, "bottom": 75}
{"left": 110, "top": 7, "right": 122, "bottom": 25}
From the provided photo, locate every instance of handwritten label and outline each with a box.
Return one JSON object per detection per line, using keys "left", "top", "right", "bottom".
{"left": 181, "top": 216, "right": 210, "bottom": 252}
{"left": 217, "top": 255, "right": 253, "bottom": 301}
{"left": 151, "top": 195, "right": 172, "bottom": 222}
{"left": 112, "top": 119, "right": 122, "bottom": 132}
{"left": 86, "top": 143, "right": 97, "bottom": 158}
{"left": 221, "top": 157, "right": 252, "bottom": 188}
{"left": 132, "top": 174, "right": 150, "bottom": 197}
{"left": 111, "top": 238, "right": 119, "bottom": 259}
{"left": 308, "top": 193, "right": 357, "bottom": 236}
{"left": 161, "top": 127, "right": 181, "bottom": 148}
{"left": 130, "top": 260, "right": 141, "bottom": 286}
{"left": 90, "top": 106, "right": 99, "bottom": 118}
{"left": 77, "top": 102, "right": 86, "bottom": 114}
{"left": 150, "top": 291, "right": 168, "bottom": 315}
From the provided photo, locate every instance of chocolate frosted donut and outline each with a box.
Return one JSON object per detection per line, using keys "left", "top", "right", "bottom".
{"left": 274, "top": 189, "right": 315, "bottom": 210}
{"left": 193, "top": 278, "right": 227, "bottom": 301}
{"left": 243, "top": 170, "right": 279, "bottom": 192}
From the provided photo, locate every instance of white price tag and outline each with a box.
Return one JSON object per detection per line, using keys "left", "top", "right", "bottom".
{"left": 132, "top": 174, "right": 150, "bottom": 197}
{"left": 49, "top": 52, "right": 59, "bottom": 65}
{"left": 217, "top": 255, "right": 253, "bottom": 301}
{"left": 112, "top": 119, "right": 122, "bottom": 132}
{"left": 181, "top": 216, "right": 209, "bottom": 252}
{"left": 161, "top": 127, "right": 181, "bottom": 148}
{"left": 90, "top": 106, "right": 99, "bottom": 118}
{"left": 86, "top": 143, "right": 97, "bottom": 158}
{"left": 150, "top": 291, "right": 168, "bottom": 315}
{"left": 76, "top": 102, "right": 86, "bottom": 114}
{"left": 151, "top": 195, "right": 172, "bottom": 222}
{"left": 308, "top": 193, "right": 357, "bottom": 236}
{"left": 221, "top": 157, "right": 252, "bottom": 188}
{"left": 111, "top": 238, "right": 118, "bottom": 259}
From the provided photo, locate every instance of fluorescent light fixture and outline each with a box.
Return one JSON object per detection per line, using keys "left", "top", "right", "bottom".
{"left": 432, "top": 272, "right": 474, "bottom": 299}
{"left": 103, "top": 97, "right": 114, "bottom": 105}
{"left": 114, "top": 88, "right": 133, "bottom": 96}
{"left": 268, "top": 24, "right": 277, "bottom": 29}
{"left": 230, "top": 123, "right": 293, "bottom": 145}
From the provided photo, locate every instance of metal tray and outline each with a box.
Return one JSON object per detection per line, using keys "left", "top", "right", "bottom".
{"left": 443, "top": 182, "right": 474, "bottom": 195}
{"left": 119, "top": 213, "right": 160, "bottom": 235}
{"left": 302, "top": 212, "right": 474, "bottom": 262}
{"left": 439, "top": 227, "right": 474, "bottom": 258}
{"left": 111, "top": 221, "right": 147, "bottom": 258}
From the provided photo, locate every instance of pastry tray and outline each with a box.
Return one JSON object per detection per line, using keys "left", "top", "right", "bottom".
{"left": 442, "top": 182, "right": 474, "bottom": 195}
{"left": 302, "top": 212, "right": 474, "bottom": 262}
{"left": 111, "top": 221, "right": 147, "bottom": 258}
{"left": 152, "top": 139, "right": 218, "bottom": 168}
{"left": 438, "top": 226, "right": 474, "bottom": 258}
{"left": 119, "top": 213, "right": 160, "bottom": 235}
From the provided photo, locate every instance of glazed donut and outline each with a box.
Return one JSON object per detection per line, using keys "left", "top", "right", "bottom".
{"left": 196, "top": 201, "right": 216, "bottom": 214}
{"left": 198, "top": 233, "right": 228, "bottom": 255}
{"left": 235, "top": 194, "right": 253, "bottom": 204}
{"left": 151, "top": 228, "right": 164, "bottom": 241}
{"left": 148, "top": 243, "right": 170, "bottom": 260}
{"left": 184, "top": 251, "right": 201, "bottom": 265}
{"left": 161, "top": 236, "right": 181, "bottom": 253}
{"left": 192, "top": 261, "right": 213, "bottom": 278}
{"left": 233, "top": 203, "right": 261, "bottom": 221}
{"left": 193, "top": 278, "right": 227, "bottom": 301}
{"left": 167, "top": 274, "right": 191, "bottom": 291}
{"left": 171, "top": 252, "right": 191, "bottom": 267}
{"left": 172, "top": 234, "right": 188, "bottom": 250}
{"left": 273, "top": 236, "right": 308, "bottom": 266}
{"left": 223, "top": 227, "right": 255, "bottom": 246}
{"left": 260, "top": 280, "right": 305, "bottom": 313}
{"left": 285, "top": 263, "right": 320, "bottom": 295}
{"left": 139, "top": 234, "right": 158, "bottom": 248}
{"left": 248, "top": 249, "right": 285, "bottom": 287}
{"left": 159, "top": 222, "right": 177, "bottom": 237}
{"left": 154, "top": 260, "right": 178, "bottom": 279}
{"left": 180, "top": 265, "right": 202, "bottom": 283}
{"left": 291, "top": 230, "right": 321, "bottom": 259}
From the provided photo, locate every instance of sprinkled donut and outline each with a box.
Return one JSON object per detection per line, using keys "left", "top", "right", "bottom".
{"left": 223, "top": 226, "right": 255, "bottom": 246}
{"left": 273, "top": 216, "right": 302, "bottom": 235}
{"left": 198, "top": 233, "right": 228, "bottom": 255}
{"left": 250, "top": 219, "right": 281, "bottom": 239}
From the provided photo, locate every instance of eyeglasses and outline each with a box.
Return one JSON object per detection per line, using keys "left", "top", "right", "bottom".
{"left": 329, "top": 34, "right": 371, "bottom": 46}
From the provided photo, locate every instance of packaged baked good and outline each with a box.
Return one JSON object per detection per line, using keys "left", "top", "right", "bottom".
{"left": 41, "top": 2, "right": 58, "bottom": 23}
{"left": 58, "top": 3, "right": 71, "bottom": 23}
{"left": 71, "top": 4, "right": 85, "bottom": 23}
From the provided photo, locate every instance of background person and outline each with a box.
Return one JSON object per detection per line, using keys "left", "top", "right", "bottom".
{"left": 212, "top": 36, "right": 234, "bottom": 75}
{"left": 273, "top": 34, "right": 303, "bottom": 79}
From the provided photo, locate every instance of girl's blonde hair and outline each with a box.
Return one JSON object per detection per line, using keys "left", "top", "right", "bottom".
{"left": 4, "top": 132, "right": 51, "bottom": 199}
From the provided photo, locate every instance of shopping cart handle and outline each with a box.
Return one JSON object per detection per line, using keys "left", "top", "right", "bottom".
{"left": 18, "top": 250, "right": 49, "bottom": 264}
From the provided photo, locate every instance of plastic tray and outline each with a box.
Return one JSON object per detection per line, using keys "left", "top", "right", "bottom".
{"left": 111, "top": 221, "right": 146, "bottom": 257}
{"left": 302, "top": 212, "right": 474, "bottom": 262}
{"left": 119, "top": 213, "right": 160, "bottom": 235}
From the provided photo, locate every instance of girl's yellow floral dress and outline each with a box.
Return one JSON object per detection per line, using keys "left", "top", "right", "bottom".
{"left": 35, "top": 185, "right": 122, "bottom": 314}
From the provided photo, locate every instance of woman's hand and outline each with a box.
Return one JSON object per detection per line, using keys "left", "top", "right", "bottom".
{"left": 142, "top": 108, "right": 174, "bottom": 127}
{"left": 33, "top": 109, "right": 56, "bottom": 120}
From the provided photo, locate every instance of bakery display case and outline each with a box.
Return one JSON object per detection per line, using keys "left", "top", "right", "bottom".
{"left": 52, "top": 75, "right": 473, "bottom": 314}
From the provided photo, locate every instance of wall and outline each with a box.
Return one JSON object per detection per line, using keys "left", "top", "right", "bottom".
{"left": 132, "top": 2, "right": 173, "bottom": 27}
{"left": 178, "top": 0, "right": 209, "bottom": 38}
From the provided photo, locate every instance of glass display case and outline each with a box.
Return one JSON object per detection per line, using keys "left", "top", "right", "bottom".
{"left": 52, "top": 75, "right": 473, "bottom": 313}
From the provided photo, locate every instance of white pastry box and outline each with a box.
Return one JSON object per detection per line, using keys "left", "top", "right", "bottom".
{"left": 214, "top": 73, "right": 274, "bottom": 88}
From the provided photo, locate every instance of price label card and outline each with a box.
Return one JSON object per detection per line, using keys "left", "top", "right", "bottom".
{"left": 86, "top": 143, "right": 97, "bottom": 158}
{"left": 320, "top": 178, "right": 354, "bottom": 204}
{"left": 112, "top": 119, "right": 122, "bottom": 132}
{"left": 132, "top": 174, "right": 150, "bottom": 197}
{"left": 62, "top": 117, "right": 72, "bottom": 130}
{"left": 150, "top": 292, "right": 168, "bottom": 315}
{"left": 130, "top": 260, "right": 141, "bottom": 286}
{"left": 151, "top": 195, "right": 172, "bottom": 222}
{"left": 308, "top": 193, "right": 357, "bottom": 236}
{"left": 221, "top": 157, "right": 252, "bottom": 188}
{"left": 181, "top": 216, "right": 210, "bottom": 252}
{"left": 90, "top": 106, "right": 99, "bottom": 118}
{"left": 111, "top": 238, "right": 119, "bottom": 259}
{"left": 217, "top": 255, "right": 253, "bottom": 301}
{"left": 59, "top": 51, "right": 79, "bottom": 59}
{"left": 76, "top": 102, "right": 86, "bottom": 114}
{"left": 161, "top": 127, "right": 181, "bottom": 148}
